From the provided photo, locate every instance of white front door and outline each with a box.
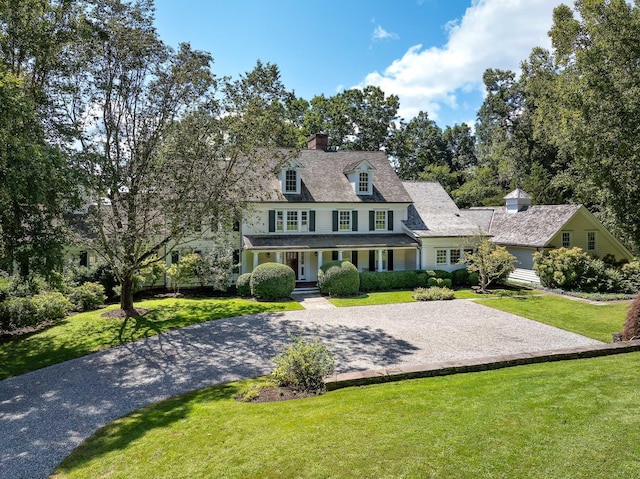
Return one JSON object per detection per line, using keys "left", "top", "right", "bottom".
{"left": 299, "top": 253, "right": 306, "bottom": 280}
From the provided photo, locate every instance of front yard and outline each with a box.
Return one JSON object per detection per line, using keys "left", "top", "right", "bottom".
{"left": 0, "top": 297, "right": 302, "bottom": 380}
{"left": 51, "top": 352, "right": 640, "bottom": 478}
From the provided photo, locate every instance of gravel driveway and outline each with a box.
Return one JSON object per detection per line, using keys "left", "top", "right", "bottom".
{"left": 0, "top": 300, "right": 601, "bottom": 479}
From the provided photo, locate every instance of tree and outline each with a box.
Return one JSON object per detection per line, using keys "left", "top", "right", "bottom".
{"left": 544, "top": 0, "right": 640, "bottom": 251}
{"left": 63, "top": 0, "right": 295, "bottom": 314}
{"left": 302, "top": 85, "right": 399, "bottom": 151}
{"left": 394, "top": 111, "right": 448, "bottom": 180}
{"left": 0, "top": 0, "right": 81, "bottom": 275}
{"left": 462, "top": 238, "right": 516, "bottom": 293}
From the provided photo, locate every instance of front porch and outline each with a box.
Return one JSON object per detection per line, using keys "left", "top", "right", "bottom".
{"left": 242, "top": 234, "right": 420, "bottom": 282}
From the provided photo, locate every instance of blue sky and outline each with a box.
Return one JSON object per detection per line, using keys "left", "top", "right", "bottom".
{"left": 153, "top": 0, "right": 565, "bottom": 128}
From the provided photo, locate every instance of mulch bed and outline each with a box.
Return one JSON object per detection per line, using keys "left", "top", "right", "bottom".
{"left": 100, "top": 308, "right": 152, "bottom": 318}
{"left": 242, "top": 386, "right": 321, "bottom": 403}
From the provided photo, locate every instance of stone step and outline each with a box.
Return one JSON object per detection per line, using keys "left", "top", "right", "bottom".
{"left": 293, "top": 287, "right": 320, "bottom": 294}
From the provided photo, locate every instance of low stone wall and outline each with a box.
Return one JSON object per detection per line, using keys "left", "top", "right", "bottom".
{"left": 325, "top": 339, "right": 640, "bottom": 391}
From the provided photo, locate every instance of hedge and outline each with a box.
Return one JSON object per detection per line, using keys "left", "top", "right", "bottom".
{"left": 236, "top": 273, "right": 252, "bottom": 297}
{"left": 359, "top": 269, "right": 462, "bottom": 292}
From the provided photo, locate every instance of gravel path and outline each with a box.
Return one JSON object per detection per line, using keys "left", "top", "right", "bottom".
{"left": 0, "top": 300, "right": 601, "bottom": 479}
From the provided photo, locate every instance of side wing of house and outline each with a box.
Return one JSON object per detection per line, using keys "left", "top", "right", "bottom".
{"left": 546, "top": 206, "right": 633, "bottom": 262}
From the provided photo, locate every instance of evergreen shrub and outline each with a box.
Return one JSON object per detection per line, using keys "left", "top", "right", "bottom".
{"left": 250, "top": 262, "right": 295, "bottom": 300}
{"left": 318, "top": 260, "right": 359, "bottom": 296}
{"left": 68, "top": 282, "right": 106, "bottom": 311}
{"left": 236, "top": 273, "right": 252, "bottom": 297}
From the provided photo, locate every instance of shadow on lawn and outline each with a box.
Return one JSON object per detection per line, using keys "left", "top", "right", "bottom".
{"left": 54, "top": 382, "right": 242, "bottom": 475}
{"left": 51, "top": 313, "right": 420, "bottom": 474}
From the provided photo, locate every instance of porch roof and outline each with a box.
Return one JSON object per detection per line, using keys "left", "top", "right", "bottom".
{"left": 243, "top": 234, "right": 419, "bottom": 251}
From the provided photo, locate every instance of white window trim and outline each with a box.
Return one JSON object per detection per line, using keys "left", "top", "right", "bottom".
{"left": 436, "top": 249, "right": 448, "bottom": 265}
{"left": 275, "top": 210, "right": 310, "bottom": 233}
{"left": 282, "top": 169, "right": 300, "bottom": 195}
{"left": 587, "top": 231, "right": 597, "bottom": 251}
{"left": 450, "top": 248, "right": 462, "bottom": 264}
{"left": 561, "top": 231, "right": 572, "bottom": 248}
{"left": 374, "top": 210, "right": 387, "bottom": 231}
{"left": 339, "top": 210, "right": 352, "bottom": 231}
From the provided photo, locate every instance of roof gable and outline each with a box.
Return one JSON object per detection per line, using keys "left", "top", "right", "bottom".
{"left": 403, "top": 181, "right": 480, "bottom": 237}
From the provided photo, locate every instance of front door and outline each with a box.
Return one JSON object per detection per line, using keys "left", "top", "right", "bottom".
{"left": 286, "top": 252, "right": 299, "bottom": 280}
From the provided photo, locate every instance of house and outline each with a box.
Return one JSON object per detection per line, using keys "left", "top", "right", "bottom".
{"left": 461, "top": 188, "right": 634, "bottom": 283}
{"left": 72, "top": 135, "right": 633, "bottom": 288}
{"left": 239, "top": 134, "right": 421, "bottom": 281}
{"left": 401, "top": 181, "right": 479, "bottom": 272}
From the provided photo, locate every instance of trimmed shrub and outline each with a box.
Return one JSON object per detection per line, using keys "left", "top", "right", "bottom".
{"left": 0, "top": 297, "right": 38, "bottom": 330}
{"left": 427, "top": 277, "right": 452, "bottom": 288}
{"left": 359, "top": 270, "right": 433, "bottom": 292}
{"left": 451, "top": 267, "right": 470, "bottom": 286}
{"left": 0, "top": 292, "right": 70, "bottom": 331}
{"left": 412, "top": 286, "right": 455, "bottom": 301}
{"left": 32, "top": 292, "right": 71, "bottom": 322}
{"left": 271, "top": 336, "right": 335, "bottom": 393}
{"left": 318, "top": 261, "right": 359, "bottom": 296}
{"left": 432, "top": 270, "right": 452, "bottom": 279}
{"left": 622, "top": 292, "right": 640, "bottom": 341}
{"left": 68, "top": 282, "right": 106, "bottom": 312}
{"left": 250, "top": 262, "right": 295, "bottom": 300}
{"left": 236, "top": 273, "right": 252, "bottom": 297}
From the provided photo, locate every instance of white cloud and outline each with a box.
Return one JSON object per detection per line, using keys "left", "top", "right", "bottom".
{"left": 372, "top": 25, "right": 399, "bottom": 42}
{"left": 362, "top": 0, "right": 565, "bottom": 122}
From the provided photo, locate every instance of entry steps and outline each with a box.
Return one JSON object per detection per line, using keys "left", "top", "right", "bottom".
{"left": 293, "top": 286, "right": 320, "bottom": 294}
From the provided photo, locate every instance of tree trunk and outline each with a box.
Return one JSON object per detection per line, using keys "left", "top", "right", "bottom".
{"left": 119, "top": 271, "right": 137, "bottom": 316}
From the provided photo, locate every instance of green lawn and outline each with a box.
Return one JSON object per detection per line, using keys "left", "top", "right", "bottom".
{"left": 329, "top": 287, "right": 534, "bottom": 306}
{"left": 52, "top": 353, "right": 640, "bottom": 479}
{"left": 478, "top": 295, "right": 630, "bottom": 343}
{"left": 0, "top": 297, "right": 302, "bottom": 380}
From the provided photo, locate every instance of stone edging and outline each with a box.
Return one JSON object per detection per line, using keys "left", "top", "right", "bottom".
{"left": 324, "top": 339, "right": 640, "bottom": 391}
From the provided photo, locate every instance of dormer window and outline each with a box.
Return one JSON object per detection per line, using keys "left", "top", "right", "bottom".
{"left": 344, "top": 159, "right": 375, "bottom": 196}
{"left": 279, "top": 159, "right": 303, "bottom": 195}
{"left": 358, "top": 172, "right": 369, "bottom": 194}
{"left": 285, "top": 169, "right": 298, "bottom": 194}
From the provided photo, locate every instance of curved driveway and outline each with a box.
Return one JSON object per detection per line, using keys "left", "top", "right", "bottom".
{"left": 0, "top": 300, "right": 601, "bottom": 479}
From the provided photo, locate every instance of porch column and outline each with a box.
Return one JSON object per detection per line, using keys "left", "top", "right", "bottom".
{"left": 421, "top": 245, "right": 428, "bottom": 271}
{"left": 253, "top": 252, "right": 259, "bottom": 270}
{"left": 317, "top": 251, "right": 323, "bottom": 271}
{"left": 337, "top": 251, "right": 343, "bottom": 261}
{"left": 377, "top": 249, "right": 383, "bottom": 272}
{"left": 275, "top": 252, "right": 282, "bottom": 264}
{"left": 415, "top": 249, "right": 420, "bottom": 270}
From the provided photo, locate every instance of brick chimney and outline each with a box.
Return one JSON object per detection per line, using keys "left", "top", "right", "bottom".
{"left": 307, "top": 133, "right": 329, "bottom": 150}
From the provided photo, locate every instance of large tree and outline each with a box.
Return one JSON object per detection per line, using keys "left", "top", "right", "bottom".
{"left": 62, "top": 0, "right": 294, "bottom": 314}
{"left": 0, "top": 0, "right": 81, "bottom": 275}
{"left": 302, "top": 85, "right": 399, "bottom": 151}
{"left": 544, "top": 0, "right": 640, "bottom": 251}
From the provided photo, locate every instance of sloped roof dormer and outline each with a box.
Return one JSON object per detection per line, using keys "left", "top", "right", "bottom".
{"left": 504, "top": 188, "right": 531, "bottom": 213}
{"left": 344, "top": 160, "right": 376, "bottom": 196}
{"left": 279, "top": 158, "right": 304, "bottom": 195}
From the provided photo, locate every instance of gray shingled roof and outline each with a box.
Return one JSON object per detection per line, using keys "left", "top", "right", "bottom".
{"left": 256, "top": 150, "right": 412, "bottom": 204}
{"left": 463, "top": 205, "right": 582, "bottom": 248}
{"left": 243, "top": 234, "right": 418, "bottom": 250}
{"left": 402, "top": 181, "right": 481, "bottom": 237}
{"left": 504, "top": 188, "right": 531, "bottom": 199}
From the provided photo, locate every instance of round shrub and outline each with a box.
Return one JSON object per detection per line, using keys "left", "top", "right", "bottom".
{"left": 68, "top": 282, "right": 106, "bottom": 312}
{"left": 318, "top": 260, "right": 359, "bottom": 296}
{"left": 32, "top": 291, "right": 71, "bottom": 322}
{"left": 250, "top": 262, "right": 295, "bottom": 300}
{"left": 468, "top": 272, "right": 480, "bottom": 286}
{"left": 0, "top": 297, "right": 38, "bottom": 331}
{"left": 427, "top": 277, "right": 452, "bottom": 288}
{"left": 236, "top": 273, "right": 252, "bottom": 297}
{"left": 271, "top": 336, "right": 335, "bottom": 393}
{"left": 451, "top": 267, "right": 469, "bottom": 286}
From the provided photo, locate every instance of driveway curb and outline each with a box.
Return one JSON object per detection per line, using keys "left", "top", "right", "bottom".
{"left": 325, "top": 339, "right": 640, "bottom": 390}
